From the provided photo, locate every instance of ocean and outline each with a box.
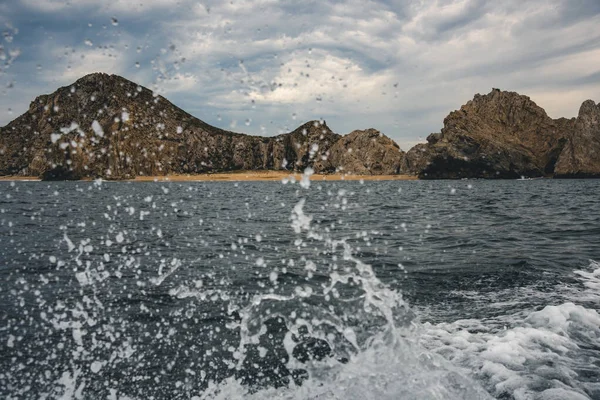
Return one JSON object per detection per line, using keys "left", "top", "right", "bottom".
{"left": 1, "top": 178, "right": 599, "bottom": 399}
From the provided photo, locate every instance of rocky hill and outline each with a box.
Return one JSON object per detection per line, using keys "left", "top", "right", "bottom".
{"left": 0, "top": 73, "right": 403, "bottom": 179}
{"left": 403, "top": 89, "right": 575, "bottom": 178}
{"left": 318, "top": 128, "right": 404, "bottom": 174}
{"left": 402, "top": 89, "right": 600, "bottom": 179}
{"left": 554, "top": 100, "right": 600, "bottom": 178}
{"left": 1, "top": 74, "right": 598, "bottom": 180}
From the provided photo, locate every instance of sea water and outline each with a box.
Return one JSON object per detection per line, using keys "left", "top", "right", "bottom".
{"left": 0, "top": 179, "right": 598, "bottom": 399}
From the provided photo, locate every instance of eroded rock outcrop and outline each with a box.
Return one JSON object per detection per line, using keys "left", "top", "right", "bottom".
{"left": 402, "top": 89, "right": 576, "bottom": 179}
{"left": 0, "top": 73, "right": 347, "bottom": 179}
{"left": 3, "top": 74, "right": 597, "bottom": 180}
{"left": 0, "top": 73, "right": 407, "bottom": 179}
{"left": 271, "top": 120, "right": 341, "bottom": 172}
{"left": 318, "top": 128, "right": 405, "bottom": 174}
{"left": 554, "top": 100, "right": 600, "bottom": 178}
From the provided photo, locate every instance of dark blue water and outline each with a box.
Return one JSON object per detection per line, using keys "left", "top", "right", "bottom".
{"left": 0, "top": 179, "right": 599, "bottom": 399}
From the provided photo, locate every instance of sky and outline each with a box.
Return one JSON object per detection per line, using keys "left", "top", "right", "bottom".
{"left": 0, "top": 0, "right": 599, "bottom": 150}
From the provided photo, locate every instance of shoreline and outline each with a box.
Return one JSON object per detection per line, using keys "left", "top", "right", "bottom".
{"left": 0, "top": 171, "right": 418, "bottom": 182}
{"left": 0, "top": 176, "right": 41, "bottom": 181}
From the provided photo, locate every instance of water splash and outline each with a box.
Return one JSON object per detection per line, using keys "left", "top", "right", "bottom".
{"left": 196, "top": 178, "right": 490, "bottom": 398}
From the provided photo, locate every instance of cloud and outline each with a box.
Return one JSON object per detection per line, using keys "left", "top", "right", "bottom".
{"left": 157, "top": 72, "right": 199, "bottom": 95}
{"left": 45, "top": 46, "right": 128, "bottom": 85}
{"left": 19, "top": 0, "right": 181, "bottom": 14}
{"left": 402, "top": 0, "right": 489, "bottom": 40}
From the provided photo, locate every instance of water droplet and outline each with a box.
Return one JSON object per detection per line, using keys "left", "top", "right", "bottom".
{"left": 111, "top": 17, "right": 118, "bottom": 26}
{"left": 135, "top": 62, "right": 140, "bottom": 68}
{"left": 90, "top": 361, "right": 103, "bottom": 373}
{"left": 115, "top": 232, "right": 124, "bottom": 243}
{"left": 3, "top": 31, "right": 13, "bottom": 43}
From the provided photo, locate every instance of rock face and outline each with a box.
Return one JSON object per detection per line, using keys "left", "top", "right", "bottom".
{"left": 271, "top": 120, "right": 341, "bottom": 172}
{"left": 0, "top": 73, "right": 404, "bottom": 179}
{"left": 3, "top": 74, "right": 598, "bottom": 180}
{"left": 554, "top": 100, "right": 600, "bottom": 178}
{"left": 402, "top": 89, "right": 576, "bottom": 179}
{"left": 317, "top": 128, "right": 404, "bottom": 174}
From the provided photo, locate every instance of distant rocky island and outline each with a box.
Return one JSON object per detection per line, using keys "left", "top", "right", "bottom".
{"left": 0, "top": 73, "right": 598, "bottom": 180}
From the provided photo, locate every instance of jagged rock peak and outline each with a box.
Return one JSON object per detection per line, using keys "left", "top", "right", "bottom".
{"left": 69, "top": 72, "right": 149, "bottom": 90}
{"left": 403, "top": 88, "right": 576, "bottom": 179}
{"left": 316, "top": 128, "right": 405, "bottom": 175}
{"left": 579, "top": 99, "right": 600, "bottom": 119}
{"left": 288, "top": 120, "right": 334, "bottom": 138}
{"left": 76, "top": 72, "right": 124, "bottom": 82}
{"left": 39, "top": 72, "right": 144, "bottom": 95}
{"left": 461, "top": 88, "right": 549, "bottom": 123}
{"left": 553, "top": 99, "right": 600, "bottom": 178}
{"left": 27, "top": 72, "right": 158, "bottom": 116}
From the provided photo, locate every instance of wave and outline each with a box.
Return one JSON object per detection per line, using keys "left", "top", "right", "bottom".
{"left": 417, "top": 260, "right": 600, "bottom": 400}
{"left": 4, "top": 179, "right": 599, "bottom": 400}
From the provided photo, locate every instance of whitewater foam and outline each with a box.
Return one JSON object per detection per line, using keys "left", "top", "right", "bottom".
{"left": 417, "top": 260, "right": 600, "bottom": 400}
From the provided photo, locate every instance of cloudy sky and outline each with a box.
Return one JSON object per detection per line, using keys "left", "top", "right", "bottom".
{"left": 0, "top": 0, "right": 599, "bottom": 149}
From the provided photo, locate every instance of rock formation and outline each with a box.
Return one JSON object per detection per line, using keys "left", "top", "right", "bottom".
{"left": 0, "top": 73, "right": 402, "bottom": 179}
{"left": 402, "top": 89, "right": 576, "bottom": 179}
{"left": 554, "top": 100, "right": 600, "bottom": 178}
{"left": 1, "top": 74, "right": 599, "bottom": 180}
{"left": 317, "top": 128, "right": 404, "bottom": 174}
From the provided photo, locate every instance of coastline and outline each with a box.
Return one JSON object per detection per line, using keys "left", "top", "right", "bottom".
{"left": 0, "top": 171, "right": 418, "bottom": 182}
{"left": 0, "top": 176, "right": 41, "bottom": 181}
{"left": 131, "top": 171, "right": 418, "bottom": 182}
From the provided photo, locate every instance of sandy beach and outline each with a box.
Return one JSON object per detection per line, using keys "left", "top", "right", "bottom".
{"left": 0, "top": 176, "right": 41, "bottom": 181}
{"left": 133, "top": 171, "right": 417, "bottom": 182}
{"left": 0, "top": 171, "right": 418, "bottom": 182}
{"left": 131, "top": 171, "right": 418, "bottom": 182}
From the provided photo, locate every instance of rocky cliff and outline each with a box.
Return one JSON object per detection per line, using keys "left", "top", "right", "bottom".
{"left": 2, "top": 74, "right": 598, "bottom": 180}
{"left": 0, "top": 73, "right": 404, "bottom": 179}
{"left": 402, "top": 88, "right": 600, "bottom": 179}
{"left": 554, "top": 100, "right": 600, "bottom": 178}
{"left": 402, "top": 89, "right": 577, "bottom": 179}
{"left": 316, "top": 128, "right": 404, "bottom": 174}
